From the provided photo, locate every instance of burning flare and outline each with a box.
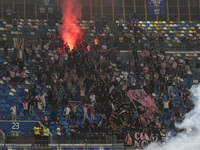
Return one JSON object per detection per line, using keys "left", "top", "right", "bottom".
{"left": 59, "top": 0, "right": 83, "bottom": 50}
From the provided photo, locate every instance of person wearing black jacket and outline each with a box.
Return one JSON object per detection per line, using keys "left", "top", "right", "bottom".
{"left": 19, "top": 59, "right": 24, "bottom": 72}
{"left": 61, "top": 92, "right": 69, "bottom": 109}
{"left": 3, "top": 41, "right": 8, "bottom": 57}
{"left": 185, "top": 57, "right": 190, "bottom": 71}
{"left": 28, "top": 94, "right": 35, "bottom": 116}
{"left": 181, "top": 36, "right": 186, "bottom": 50}
{"left": 50, "top": 110, "right": 57, "bottom": 122}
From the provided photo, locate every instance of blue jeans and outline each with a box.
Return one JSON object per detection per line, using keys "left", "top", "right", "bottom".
{"left": 29, "top": 105, "right": 34, "bottom": 116}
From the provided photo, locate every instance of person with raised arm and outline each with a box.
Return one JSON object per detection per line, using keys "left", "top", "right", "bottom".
{"left": 75, "top": 75, "right": 86, "bottom": 88}
{"left": 18, "top": 99, "right": 31, "bottom": 119}
{"left": 69, "top": 101, "right": 82, "bottom": 122}
{"left": 162, "top": 98, "right": 173, "bottom": 117}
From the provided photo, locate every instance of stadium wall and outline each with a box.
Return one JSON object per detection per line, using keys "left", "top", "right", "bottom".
{"left": 0, "top": 120, "right": 52, "bottom": 144}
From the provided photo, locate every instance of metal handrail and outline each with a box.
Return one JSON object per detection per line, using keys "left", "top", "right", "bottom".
{"left": 0, "top": 143, "right": 128, "bottom": 150}
{"left": 0, "top": 128, "right": 5, "bottom": 144}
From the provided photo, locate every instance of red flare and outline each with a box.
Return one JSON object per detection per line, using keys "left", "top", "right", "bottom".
{"left": 59, "top": 0, "right": 83, "bottom": 51}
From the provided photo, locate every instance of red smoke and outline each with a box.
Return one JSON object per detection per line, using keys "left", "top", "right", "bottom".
{"left": 59, "top": 0, "right": 83, "bottom": 50}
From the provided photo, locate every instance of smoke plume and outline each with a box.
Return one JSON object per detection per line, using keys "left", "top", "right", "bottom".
{"left": 146, "top": 84, "right": 200, "bottom": 150}
{"left": 59, "top": 0, "right": 83, "bottom": 50}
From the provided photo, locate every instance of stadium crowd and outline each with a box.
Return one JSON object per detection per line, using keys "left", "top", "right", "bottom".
{"left": 0, "top": 15, "right": 195, "bottom": 147}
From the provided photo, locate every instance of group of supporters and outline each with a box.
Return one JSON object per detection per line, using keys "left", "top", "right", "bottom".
{"left": 0, "top": 12, "right": 196, "bottom": 148}
{"left": 5, "top": 31, "right": 194, "bottom": 147}
{"left": 33, "top": 123, "right": 50, "bottom": 146}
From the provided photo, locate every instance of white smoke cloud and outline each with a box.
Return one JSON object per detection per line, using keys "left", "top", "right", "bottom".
{"left": 146, "top": 84, "right": 200, "bottom": 150}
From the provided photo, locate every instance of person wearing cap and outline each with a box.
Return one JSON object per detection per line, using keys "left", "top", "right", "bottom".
{"left": 43, "top": 125, "right": 50, "bottom": 146}
{"left": 33, "top": 123, "right": 40, "bottom": 146}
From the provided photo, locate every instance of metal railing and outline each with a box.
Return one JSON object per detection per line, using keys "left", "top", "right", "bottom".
{"left": 1, "top": 140, "right": 144, "bottom": 150}
{"left": 0, "top": 143, "right": 129, "bottom": 150}
{"left": 0, "top": 128, "right": 5, "bottom": 144}
{"left": 4, "top": 133, "right": 125, "bottom": 144}
{"left": 2, "top": 131, "right": 167, "bottom": 148}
